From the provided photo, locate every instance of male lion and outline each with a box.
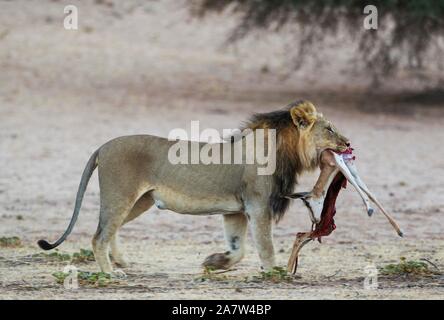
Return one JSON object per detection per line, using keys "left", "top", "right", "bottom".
{"left": 38, "top": 100, "right": 349, "bottom": 274}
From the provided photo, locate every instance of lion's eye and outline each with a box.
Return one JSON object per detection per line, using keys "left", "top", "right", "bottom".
{"left": 327, "top": 127, "right": 334, "bottom": 134}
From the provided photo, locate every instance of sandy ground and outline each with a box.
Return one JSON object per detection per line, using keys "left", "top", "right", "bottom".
{"left": 0, "top": 0, "right": 444, "bottom": 299}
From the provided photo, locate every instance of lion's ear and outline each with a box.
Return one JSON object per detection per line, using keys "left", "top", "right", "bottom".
{"left": 290, "top": 102, "right": 317, "bottom": 130}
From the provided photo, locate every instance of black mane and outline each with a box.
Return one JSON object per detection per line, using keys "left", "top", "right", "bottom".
{"left": 245, "top": 101, "right": 308, "bottom": 222}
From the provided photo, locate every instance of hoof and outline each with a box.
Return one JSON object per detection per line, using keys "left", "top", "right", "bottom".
{"left": 202, "top": 252, "right": 231, "bottom": 270}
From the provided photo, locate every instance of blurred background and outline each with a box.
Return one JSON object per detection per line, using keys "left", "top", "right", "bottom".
{"left": 0, "top": 0, "right": 443, "bottom": 299}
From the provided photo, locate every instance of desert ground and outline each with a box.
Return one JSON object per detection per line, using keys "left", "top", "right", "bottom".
{"left": 0, "top": 0, "right": 443, "bottom": 299}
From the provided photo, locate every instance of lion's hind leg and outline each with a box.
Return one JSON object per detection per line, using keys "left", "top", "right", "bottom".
{"left": 92, "top": 204, "right": 130, "bottom": 273}
{"left": 110, "top": 193, "right": 154, "bottom": 268}
{"left": 109, "top": 233, "right": 127, "bottom": 268}
{"left": 203, "top": 212, "right": 248, "bottom": 270}
{"left": 92, "top": 189, "right": 143, "bottom": 274}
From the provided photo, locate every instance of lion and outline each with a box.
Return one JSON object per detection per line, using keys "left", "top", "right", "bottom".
{"left": 38, "top": 100, "right": 349, "bottom": 274}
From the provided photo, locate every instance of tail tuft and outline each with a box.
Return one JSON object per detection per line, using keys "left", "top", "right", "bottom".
{"left": 37, "top": 239, "right": 54, "bottom": 250}
{"left": 36, "top": 149, "right": 99, "bottom": 252}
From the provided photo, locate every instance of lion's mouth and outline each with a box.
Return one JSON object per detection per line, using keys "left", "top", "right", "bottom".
{"left": 319, "top": 143, "right": 349, "bottom": 156}
{"left": 335, "top": 143, "right": 350, "bottom": 153}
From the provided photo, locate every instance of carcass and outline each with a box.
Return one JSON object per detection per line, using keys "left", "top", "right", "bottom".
{"left": 285, "top": 147, "right": 403, "bottom": 274}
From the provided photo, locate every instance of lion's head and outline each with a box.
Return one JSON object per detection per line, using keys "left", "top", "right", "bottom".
{"left": 289, "top": 101, "right": 350, "bottom": 166}
{"left": 246, "top": 100, "right": 349, "bottom": 221}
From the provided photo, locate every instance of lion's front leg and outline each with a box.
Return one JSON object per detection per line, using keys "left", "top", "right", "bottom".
{"left": 202, "top": 212, "right": 247, "bottom": 270}
{"left": 248, "top": 210, "right": 276, "bottom": 271}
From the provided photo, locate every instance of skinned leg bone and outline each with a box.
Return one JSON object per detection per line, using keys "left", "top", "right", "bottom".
{"left": 341, "top": 158, "right": 373, "bottom": 216}
{"left": 341, "top": 158, "right": 404, "bottom": 236}
{"left": 333, "top": 152, "right": 403, "bottom": 237}
{"left": 331, "top": 152, "right": 374, "bottom": 215}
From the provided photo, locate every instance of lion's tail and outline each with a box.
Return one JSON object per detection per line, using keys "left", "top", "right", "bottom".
{"left": 37, "top": 149, "right": 99, "bottom": 250}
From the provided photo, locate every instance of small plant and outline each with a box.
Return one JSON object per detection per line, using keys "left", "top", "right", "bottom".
{"left": 254, "top": 266, "right": 292, "bottom": 283}
{"left": 195, "top": 266, "right": 230, "bottom": 282}
{"left": 72, "top": 249, "right": 95, "bottom": 263}
{"left": 52, "top": 271, "right": 116, "bottom": 287}
{"left": 203, "top": 266, "right": 216, "bottom": 275}
{"left": 78, "top": 271, "right": 113, "bottom": 287}
{"left": 36, "top": 248, "right": 95, "bottom": 263}
{"left": 52, "top": 271, "right": 69, "bottom": 284}
{"left": 46, "top": 250, "right": 71, "bottom": 262}
{"left": 380, "top": 257, "right": 435, "bottom": 276}
{"left": 0, "top": 236, "right": 22, "bottom": 248}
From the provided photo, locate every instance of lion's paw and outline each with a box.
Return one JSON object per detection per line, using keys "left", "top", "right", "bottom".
{"left": 202, "top": 252, "right": 231, "bottom": 270}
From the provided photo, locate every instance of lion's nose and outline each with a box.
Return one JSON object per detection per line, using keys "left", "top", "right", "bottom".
{"left": 346, "top": 142, "right": 350, "bottom": 147}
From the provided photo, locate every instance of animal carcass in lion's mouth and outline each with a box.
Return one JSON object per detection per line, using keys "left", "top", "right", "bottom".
{"left": 286, "top": 147, "right": 404, "bottom": 274}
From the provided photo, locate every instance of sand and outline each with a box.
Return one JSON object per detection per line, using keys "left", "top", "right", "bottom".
{"left": 0, "top": 0, "right": 443, "bottom": 299}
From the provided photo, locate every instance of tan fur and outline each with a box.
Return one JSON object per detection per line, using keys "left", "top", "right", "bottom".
{"left": 38, "top": 100, "right": 349, "bottom": 274}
